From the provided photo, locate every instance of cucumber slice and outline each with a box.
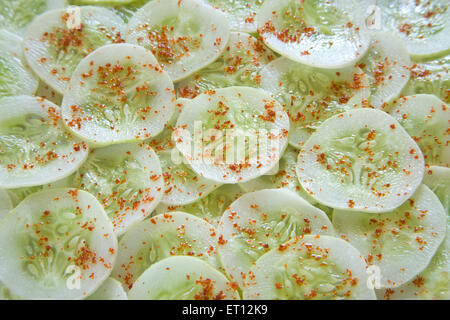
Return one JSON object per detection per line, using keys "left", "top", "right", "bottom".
{"left": 159, "top": 149, "right": 220, "bottom": 206}
{"left": 71, "top": 142, "right": 163, "bottom": 236}
{"left": 257, "top": 0, "right": 371, "bottom": 69}
{"left": 218, "top": 189, "right": 335, "bottom": 287}
{"left": 333, "top": 184, "right": 447, "bottom": 288}
{"left": 70, "top": 0, "right": 149, "bottom": 23}
{"left": 0, "top": 30, "right": 39, "bottom": 98}
{"left": 0, "top": 95, "right": 89, "bottom": 189}
{"left": 358, "top": 32, "right": 411, "bottom": 109}
{"left": 259, "top": 57, "right": 370, "bottom": 149}
{"left": 62, "top": 43, "right": 176, "bottom": 146}
{"left": 243, "top": 235, "right": 376, "bottom": 300}
{"left": 0, "top": 188, "right": 12, "bottom": 220}
{"left": 128, "top": 256, "right": 239, "bottom": 300}
{"left": 126, "top": 0, "right": 230, "bottom": 82}
{"left": 24, "top": 6, "right": 126, "bottom": 95}
{"left": 389, "top": 95, "right": 449, "bottom": 167}
{"left": 36, "top": 80, "right": 63, "bottom": 106}
{"left": 296, "top": 108, "right": 425, "bottom": 213}
{"left": 423, "top": 166, "right": 449, "bottom": 215}
{"left": 0, "top": 188, "right": 118, "bottom": 300}
{"left": 87, "top": 278, "right": 127, "bottom": 300}
{"left": 112, "top": 211, "right": 220, "bottom": 290}
{"left": 176, "top": 32, "right": 275, "bottom": 99}
{"left": 174, "top": 86, "right": 290, "bottom": 184}
{"left": 377, "top": 0, "right": 450, "bottom": 58}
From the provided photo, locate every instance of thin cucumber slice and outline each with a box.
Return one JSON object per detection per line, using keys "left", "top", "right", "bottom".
{"left": 128, "top": 256, "right": 239, "bottom": 300}
{"left": 71, "top": 142, "right": 163, "bottom": 236}
{"left": 0, "top": 30, "right": 39, "bottom": 98}
{"left": 333, "top": 184, "right": 447, "bottom": 288}
{"left": 62, "top": 43, "right": 176, "bottom": 146}
{"left": 155, "top": 184, "right": 244, "bottom": 227}
{"left": 112, "top": 211, "right": 220, "bottom": 290}
{"left": 24, "top": 6, "right": 126, "bottom": 95}
{"left": 389, "top": 95, "right": 449, "bottom": 167}
{"left": 126, "top": 0, "right": 230, "bottom": 82}
{"left": 36, "top": 80, "right": 63, "bottom": 106}
{"left": 377, "top": 0, "right": 450, "bottom": 58}
{"left": 259, "top": 57, "right": 370, "bottom": 149}
{"left": 176, "top": 32, "right": 275, "bottom": 99}
{"left": 358, "top": 32, "right": 411, "bottom": 109}
{"left": 218, "top": 189, "right": 335, "bottom": 287}
{"left": 243, "top": 235, "right": 376, "bottom": 300}
{"left": 296, "top": 108, "right": 425, "bottom": 213}
{"left": 0, "top": 95, "right": 89, "bottom": 189}
{"left": 0, "top": 188, "right": 12, "bottom": 220}
{"left": 174, "top": 86, "right": 290, "bottom": 184}
{"left": 87, "top": 278, "right": 127, "bottom": 300}
{"left": 257, "top": 0, "right": 371, "bottom": 69}
{"left": 423, "top": 166, "right": 449, "bottom": 215}
{"left": 0, "top": 188, "right": 118, "bottom": 300}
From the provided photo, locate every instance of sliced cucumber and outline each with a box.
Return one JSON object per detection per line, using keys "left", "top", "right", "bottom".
{"left": 0, "top": 188, "right": 117, "bottom": 300}
{"left": 243, "top": 235, "right": 376, "bottom": 300}
{"left": 0, "top": 96, "right": 89, "bottom": 189}
{"left": 128, "top": 256, "right": 239, "bottom": 300}
{"left": 377, "top": 0, "right": 450, "bottom": 58}
{"left": 333, "top": 185, "right": 447, "bottom": 288}
{"left": 71, "top": 142, "right": 163, "bottom": 236}
{"left": 24, "top": 6, "right": 126, "bottom": 94}
{"left": 112, "top": 211, "right": 220, "bottom": 290}
{"left": 259, "top": 57, "right": 370, "bottom": 149}
{"left": 70, "top": 0, "right": 149, "bottom": 23}
{"left": 257, "top": 0, "right": 371, "bottom": 69}
{"left": 423, "top": 166, "right": 449, "bottom": 215}
{"left": 358, "top": 32, "right": 411, "bottom": 109}
{"left": 176, "top": 32, "right": 275, "bottom": 99}
{"left": 0, "top": 188, "right": 12, "bottom": 220}
{"left": 36, "top": 80, "right": 63, "bottom": 106}
{"left": 218, "top": 189, "right": 334, "bottom": 287}
{"left": 174, "top": 86, "right": 290, "bottom": 184}
{"left": 389, "top": 95, "right": 449, "bottom": 167}
{"left": 126, "top": 0, "right": 230, "bottom": 82}
{"left": 62, "top": 43, "right": 175, "bottom": 146}
{"left": 296, "top": 108, "right": 425, "bottom": 213}
{"left": 87, "top": 278, "right": 127, "bottom": 300}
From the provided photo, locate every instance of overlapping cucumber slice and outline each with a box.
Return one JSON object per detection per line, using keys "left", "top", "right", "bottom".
{"left": 112, "top": 211, "right": 220, "bottom": 290}
{"left": 259, "top": 57, "right": 370, "bottom": 149}
{"left": 243, "top": 235, "right": 376, "bottom": 300}
{"left": 0, "top": 188, "right": 117, "bottom": 300}
{"left": 128, "top": 256, "right": 239, "bottom": 300}
{"left": 423, "top": 166, "right": 449, "bottom": 215}
{"left": 177, "top": 32, "right": 275, "bottom": 99}
{"left": 24, "top": 6, "right": 126, "bottom": 94}
{"left": 218, "top": 189, "right": 334, "bottom": 287}
{"left": 126, "top": 0, "right": 230, "bottom": 82}
{"left": 0, "top": 96, "right": 89, "bottom": 189}
{"left": 87, "top": 278, "right": 127, "bottom": 300}
{"left": 71, "top": 142, "right": 163, "bottom": 236}
{"left": 389, "top": 95, "right": 449, "bottom": 167}
{"left": 62, "top": 43, "right": 175, "bottom": 146}
{"left": 296, "top": 108, "right": 425, "bottom": 213}
{"left": 257, "top": 0, "right": 371, "bottom": 69}
{"left": 36, "top": 80, "right": 63, "bottom": 106}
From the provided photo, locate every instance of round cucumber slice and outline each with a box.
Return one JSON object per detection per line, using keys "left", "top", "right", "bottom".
{"left": 62, "top": 43, "right": 176, "bottom": 146}
{"left": 218, "top": 189, "right": 335, "bottom": 287}
{"left": 126, "top": 0, "right": 230, "bottom": 82}
{"left": 174, "top": 86, "right": 290, "bottom": 184}
{"left": 87, "top": 278, "right": 127, "bottom": 300}
{"left": 296, "top": 108, "right": 425, "bottom": 213}
{"left": 0, "top": 95, "right": 89, "bottom": 189}
{"left": 243, "top": 235, "right": 376, "bottom": 300}
{"left": 0, "top": 188, "right": 118, "bottom": 300}
{"left": 377, "top": 0, "right": 450, "bottom": 58}
{"left": 128, "top": 256, "right": 239, "bottom": 300}
{"left": 423, "top": 166, "right": 449, "bottom": 215}
{"left": 257, "top": 0, "right": 371, "bottom": 69}
{"left": 70, "top": 0, "right": 149, "bottom": 23}
{"left": 0, "top": 188, "right": 12, "bottom": 220}
{"left": 112, "top": 211, "right": 220, "bottom": 290}
{"left": 333, "top": 184, "right": 447, "bottom": 288}
{"left": 358, "top": 32, "right": 411, "bottom": 109}
{"left": 176, "top": 32, "right": 275, "bottom": 99}
{"left": 36, "top": 80, "right": 63, "bottom": 106}
{"left": 389, "top": 94, "right": 449, "bottom": 167}
{"left": 0, "top": 30, "right": 39, "bottom": 98}
{"left": 24, "top": 6, "right": 126, "bottom": 95}
{"left": 71, "top": 142, "right": 163, "bottom": 236}
{"left": 259, "top": 57, "right": 370, "bottom": 149}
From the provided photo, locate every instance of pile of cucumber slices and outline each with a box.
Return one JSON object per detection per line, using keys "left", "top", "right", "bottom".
{"left": 0, "top": 0, "right": 448, "bottom": 300}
